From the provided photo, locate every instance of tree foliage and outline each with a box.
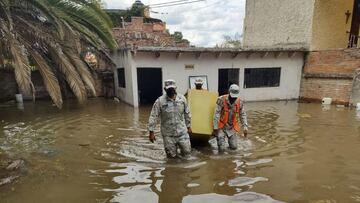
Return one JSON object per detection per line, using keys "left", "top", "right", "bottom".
{"left": 171, "top": 31, "right": 190, "bottom": 44}
{"left": 218, "top": 33, "right": 242, "bottom": 48}
{"left": 0, "top": 0, "right": 117, "bottom": 108}
{"left": 106, "top": 3, "right": 146, "bottom": 27}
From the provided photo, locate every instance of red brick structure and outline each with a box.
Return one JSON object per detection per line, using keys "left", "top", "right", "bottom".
{"left": 113, "top": 17, "right": 190, "bottom": 48}
{"left": 300, "top": 49, "right": 360, "bottom": 105}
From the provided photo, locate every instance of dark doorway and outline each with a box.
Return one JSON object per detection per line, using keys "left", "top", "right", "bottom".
{"left": 102, "top": 70, "right": 115, "bottom": 98}
{"left": 349, "top": 0, "right": 360, "bottom": 47}
{"left": 137, "top": 68, "right": 162, "bottom": 105}
{"left": 218, "top": 68, "right": 239, "bottom": 96}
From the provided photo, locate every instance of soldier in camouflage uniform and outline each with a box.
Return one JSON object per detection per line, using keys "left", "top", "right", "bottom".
{"left": 148, "top": 79, "right": 192, "bottom": 158}
{"left": 212, "top": 84, "right": 248, "bottom": 152}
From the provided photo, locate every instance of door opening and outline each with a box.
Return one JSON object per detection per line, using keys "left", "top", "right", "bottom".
{"left": 349, "top": 0, "right": 360, "bottom": 47}
{"left": 137, "top": 68, "right": 162, "bottom": 105}
{"left": 218, "top": 68, "right": 240, "bottom": 96}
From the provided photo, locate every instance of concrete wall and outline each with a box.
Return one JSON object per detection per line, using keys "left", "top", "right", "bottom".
{"left": 243, "top": 0, "right": 315, "bottom": 50}
{"left": 113, "top": 50, "right": 138, "bottom": 106}
{"left": 113, "top": 51, "right": 304, "bottom": 106}
{"left": 0, "top": 70, "right": 18, "bottom": 102}
{"left": 311, "top": 0, "right": 354, "bottom": 50}
{"left": 351, "top": 69, "right": 360, "bottom": 104}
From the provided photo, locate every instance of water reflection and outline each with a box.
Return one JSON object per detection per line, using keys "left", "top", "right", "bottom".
{"left": 1, "top": 99, "right": 360, "bottom": 203}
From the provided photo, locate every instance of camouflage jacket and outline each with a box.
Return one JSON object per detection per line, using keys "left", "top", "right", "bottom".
{"left": 148, "top": 94, "right": 191, "bottom": 137}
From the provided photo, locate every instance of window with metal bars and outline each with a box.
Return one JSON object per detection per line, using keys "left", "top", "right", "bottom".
{"left": 244, "top": 67, "right": 281, "bottom": 88}
{"left": 117, "top": 68, "right": 126, "bottom": 88}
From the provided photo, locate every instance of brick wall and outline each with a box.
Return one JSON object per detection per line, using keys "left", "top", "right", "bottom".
{"left": 153, "top": 23, "right": 165, "bottom": 32}
{"left": 300, "top": 77, "right": 353, "bottom": 105}
{"left": 304, "top": 49, "right": 360, "bottom": 75}
{"left": 300, "top": 49, "right": 360, "bottom": 105}
{"left": 113, "top": 17, "right": 190, "bottom": 48}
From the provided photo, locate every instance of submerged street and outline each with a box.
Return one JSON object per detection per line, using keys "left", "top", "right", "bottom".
{"left": 0, "top": 99, "right": 360, "bottom": 203}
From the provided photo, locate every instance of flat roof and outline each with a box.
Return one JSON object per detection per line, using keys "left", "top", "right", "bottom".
{"left": 119, "top": 46, "right": 307, "bottom": 53}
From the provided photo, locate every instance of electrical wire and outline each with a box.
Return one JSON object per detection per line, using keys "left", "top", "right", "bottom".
{"left": 150, "top": 0, "right": 205, "bottom": 8}
{"left": 148, "top": 0, "right": 189, "bottom": 6}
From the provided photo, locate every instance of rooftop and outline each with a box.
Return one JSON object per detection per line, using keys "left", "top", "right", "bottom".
{"left": 121, "top": 46, "right": 307, "bottom": 53}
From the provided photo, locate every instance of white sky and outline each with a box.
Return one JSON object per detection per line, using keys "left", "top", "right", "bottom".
{"left": 103, "top": 0, "right": 246, "bottom": 47}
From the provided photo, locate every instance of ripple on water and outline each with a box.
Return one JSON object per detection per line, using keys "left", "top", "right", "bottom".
{"left": 228, "top": 176, "right": 268, "bottom": 187}
{"left": 117, "top": 137, "right": 167, "bottom": 163}
{"left": 245, "top": 158, "right": 273, "bottom": 166}
{"left": 106, "top": 163, "right": 156, "bottom": 185}
{"left": 1, "top": 122, "right": 56, "bottom": 155}
{"left": 106, "top": 184, "right": 158, "bottom": 203}
{"left": 187, "top": 183, "right": 200, "bottom": 188}
{"left": 183, "top": 192, "right": 284, "bottom": 203}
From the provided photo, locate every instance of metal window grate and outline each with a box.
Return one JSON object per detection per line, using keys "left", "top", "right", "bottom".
{"left": 244, "top": 67, "right": 281, "bottom": 88}
{"left": 117, "top": 68, "right": 126, "bottom": 88}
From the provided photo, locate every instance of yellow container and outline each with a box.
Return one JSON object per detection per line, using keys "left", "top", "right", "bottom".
{"left": 187, "top": 89, "right": 219, "bottom": 136}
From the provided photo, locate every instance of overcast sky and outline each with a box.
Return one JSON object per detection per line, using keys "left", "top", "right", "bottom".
{"left": 103, "top": 0, "right": 246, "bottom": 47}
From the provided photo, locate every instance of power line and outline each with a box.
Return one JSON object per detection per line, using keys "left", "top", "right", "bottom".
{"left": 151, "top": 10, "right": 169, "bottom": 15}
{"left": 150, "top": 0, "right": 205, "bottom": 8}
{"left": 148, "top": 0, "right": 189, "bottom": 6}
{"left": 186, "top": 0, "right": 224, "bottom": 11}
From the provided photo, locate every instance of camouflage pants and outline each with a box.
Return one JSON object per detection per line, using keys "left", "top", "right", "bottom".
{"left": 216, "top": 128, "right": 238, "bottom": 152}
{"left": 163, "top": 133, "right": 191, "bottom": 158}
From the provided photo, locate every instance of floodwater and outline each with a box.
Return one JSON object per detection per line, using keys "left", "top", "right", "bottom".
{"left": 0, "top": 99, "right": 360, "bottom": 203}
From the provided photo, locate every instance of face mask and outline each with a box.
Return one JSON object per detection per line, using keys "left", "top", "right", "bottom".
{"left": 166, "top": 88, "right": 176, "bottom": 97}
{"left": 229, "top": 96, "right": 236, "bottom": 104}
{"left": 195, "top": 84, "right": 202, "bottom": 89}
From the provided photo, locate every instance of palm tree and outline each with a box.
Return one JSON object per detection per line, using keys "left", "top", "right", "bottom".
{"left": 0, "top": 0, "right": 117, "bottom": 108}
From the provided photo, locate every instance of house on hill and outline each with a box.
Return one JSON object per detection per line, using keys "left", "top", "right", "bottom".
{"left": 108, "top": 0, "right": 190, "bottom": 48}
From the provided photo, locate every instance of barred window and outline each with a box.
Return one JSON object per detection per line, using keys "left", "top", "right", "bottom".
{"left": 117, "top": 68, "right": 126, "bottom": 88}
{"left": 244, "top": 68, "right": 281, "bottom": 88}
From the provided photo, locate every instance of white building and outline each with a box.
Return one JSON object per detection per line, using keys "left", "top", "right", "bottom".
{"left": 112, "top": 47, "right": 305, "bottom": 107}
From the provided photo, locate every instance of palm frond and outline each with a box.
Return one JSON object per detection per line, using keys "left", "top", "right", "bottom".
{"left": 48, "top": 45, "right": 87, "bottom": 104}
{"left": 27, "top": 0, "right": 65, "bottom": 40}
{"left": 64, "top": 49, "right": 97, "bottom": 97}
{"left": 10, "top": 41, "right": 32, "bottom": 95}
{"left": 60, "top": 17, "right": 102, "bottom": 49}
{"left": 1, "top": 18, "right": 33, "bottom": 95}
{"left": 0, "top": 1, "right": 12, "bottom": 29}
{"left": 60, "top": 21, "right": 82, "bottom": 54}
{"left": 76, "top": 0, "right": 113, "bottom": 28}
{"left": 50, "top": 0, "right": 117, "bottom": 50}
{"left": 30, "top": 50, "right": 63, "bottom": 108}
{"left": 1, "top": 0, "right": 117, "bottom": 107}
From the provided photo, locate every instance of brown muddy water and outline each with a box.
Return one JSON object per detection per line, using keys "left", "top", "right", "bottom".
{"left": 0, "top": 99, "right": 360, "bottom": 203}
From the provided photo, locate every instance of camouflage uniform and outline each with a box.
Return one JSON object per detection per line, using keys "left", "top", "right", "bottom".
{"left": 213, "top": 95, "right": 248, "bottom": 151}
{"left": 148, "top": 93, "right": 192, "bottom": 158}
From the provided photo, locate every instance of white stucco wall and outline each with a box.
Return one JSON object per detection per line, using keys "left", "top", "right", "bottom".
{"left": 112, "top": 51, "right": 138, "bottom": 106}
{"left": 243, "top": 0, "right": 315, "bottom": 50}
{"left": 113, "top": 50, "right": 304, "bottom": 106}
